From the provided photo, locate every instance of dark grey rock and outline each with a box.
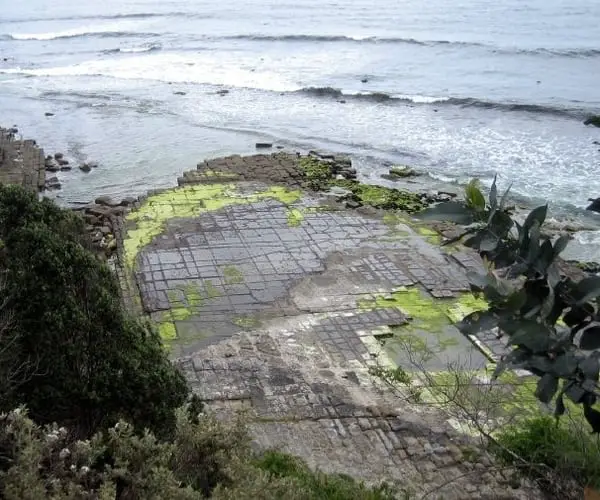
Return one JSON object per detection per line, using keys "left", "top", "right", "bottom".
{"left": 54, "top": 152, "right": 64, "bottom": 160}
{"left": 60, "top": 165, "right": 72, "bottom": 171}
{"left": 587, "top": 198, "right": 600, "bottom": 213}
{"left": 79, "top": 164, "right": 92, "bottom": 173}
{"left": 95, "top": 196, "right": 113, "bottom": 206}
{"left": 57, "top": 159, "right": 69, "bottom": 166}
{"left": 45, "top": 112, "right": 54, "bottom": 117}
{"left": 173, "top": 91, "right": 186, "bottom": 95}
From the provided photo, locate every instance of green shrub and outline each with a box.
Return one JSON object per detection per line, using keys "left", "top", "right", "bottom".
{"left": 0, "top": 185, "right": 188, "bottom": 438}
{"left": 493, "top": 415, "right": 600, "bottom": 496}
{"left": 253, "top": 450, "right": 397, "bottom": 499}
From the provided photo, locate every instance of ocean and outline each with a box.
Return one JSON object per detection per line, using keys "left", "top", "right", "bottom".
{"left": 0, "top": 0, "right": 599, "bottom": 260}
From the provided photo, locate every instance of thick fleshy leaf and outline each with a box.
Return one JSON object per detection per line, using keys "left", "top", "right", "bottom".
{"left": 574, "top": 276, "right": 600, "bottom": 305}
{"left": 491, "top": 348, "right": 530, "bottom": 379}
{"left": 456, "top": 310, "right": 498, "bottom": 335}
{"left": 479, "top": 230, "right": 499, "bottom": 252}
{"left": 551, "top": 352, "right": 579, "bottom": 377}
{"left": 467, "top": 270, "right": 492, "bottom": 290}
{"left": 499, "top": 183, "right": 513, "bottom": 210}
{"left": 564, "top": 304, "right": 594, "bottom": 327}
{"left": 540, "top": 284, "right": 555, "bottom": 320}
{"left": 416, "top": 202, "right": 474, "bottom": 224}
{"left": 584, "top": 403, "right": 600, "bottom": 434}
{"left": 580, "top": 326, "right": 600, "bottom": 350}
{"left": 526, "top": 221, "right": 541, "bottom": 263}
{"left": 554, "top": 392, "right": 566, "bottom": 419}
{"left": 489, "top": 210, "right": 514, "bottom": 239}
{"left": 534, "top": 240, "right": 555, "bottom": 274}
{"left": 553, "top": 234, "right": 570, "bottom": 257}
{"left": 523, "top": 204, "right": 548, "bottom": 233}
{"left": 500, "top": 319, "right": 554, "bottom": 353}
{"left": 579, "top": 354, "right": 600, "bottom": 381}
{"left": 565, "top": 383, "right": 587, "bottom": 404}
{"left": 535, "top": 373, "right": 559, "bottom": 403}
{"left": 489, "top": 175, "right": 498, "bottom": 210}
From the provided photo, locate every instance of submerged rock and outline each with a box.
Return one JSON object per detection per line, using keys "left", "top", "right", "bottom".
{"left": 79, "top": 164, "right": 92, "bottom": 173}
{"left": 255, "top": 142, "right": 273, "bottom": 149}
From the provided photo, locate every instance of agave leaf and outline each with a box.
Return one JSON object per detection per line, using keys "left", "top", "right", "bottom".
{"left": 574, "top": 276, "right": 600, "bottom": 305}
{"left": 523, "top": 204, "right": 548, "bottom": 233}
{"left": 501, "top": 319, "right": 554, "bottom": 353}
{"left": 499, "top": 182, "right": 513, "bottom": 210}
{"left": 456, "top": 310, "right": 498, "bottom": 335}
{"left": 553, "top": 234, "right": 570, "bottom": 257}
{"left": 552, "top": 352, "right": 579, "bottom": 378}
{"left": 489, "top": 175, "right": 498, "bottom": 211}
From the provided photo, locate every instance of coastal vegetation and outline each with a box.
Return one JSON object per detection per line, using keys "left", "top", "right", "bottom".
{"left": 0, "top": 184, "right": 396, "bottom": 498}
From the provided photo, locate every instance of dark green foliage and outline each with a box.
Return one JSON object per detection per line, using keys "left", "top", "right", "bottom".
{"left": 494, "top": 416, "right": 600, "bottom": 494}
{"left": 416, "top": 177, "right": 600, "bottom": 432}
{"left": 254, "top": 450, "right": 397, "bottom": 499}
{"left": 0, "top": 185, "right": 188, "bottom": 438}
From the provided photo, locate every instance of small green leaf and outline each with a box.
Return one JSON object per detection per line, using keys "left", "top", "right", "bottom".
{"left": 465, "top": 179, "right": 486, "bottom": 212}
{"left": 535, "top": 373, "right": 559, "bottom": 403}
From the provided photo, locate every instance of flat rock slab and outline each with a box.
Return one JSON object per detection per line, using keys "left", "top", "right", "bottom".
{"left": 121, "top": 177, "right": 535, "bottom": 498}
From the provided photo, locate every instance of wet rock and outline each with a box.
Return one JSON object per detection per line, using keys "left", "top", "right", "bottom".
{"left": 216, "top": 89, "right": 229, "bottom": 96}
{"left": 60, "top": 165, "right": 72, "bottom": 171}
{"left": 276, "top": 145, "right": 285, "bottom": 149}
{"left": 45, "top": 163, "right": 60, "bottom": 173}
{"left": 100, "top": 225, "right": 111, "bottom": 235}
{"left": 345, "top": 199, "right": 362, "bottom": 209}
{"left": 95, "top": 196, "right": 114, "bottom": 206}
{"left": 587, "top": 198, "right": 600, "bottom": 213}
{"left": 388, "top": 165, "right": 420, "bottom": 178}
{"left": 8, "top": 127, "right": 18, "bottom": 134}
{"left": 338, "top": 99, "right": 346, "bottom": 104}
{"left": 54, "top": 152, "right": 64, "bottom": 160}
{"left": 361, "top": 78, "right": 369, "bottom": 83}
{"left": 120, "top": 196, "right": 137, "bottom": 206}
{"left": 57, "top": 159, "right": 69, "bottom": 166}
{"left": 255, "top": 142, "right": 273, "bottom": 149}
{"left": 45, "top": 112, "right": 54, "bottom": 117}
{"left": 173, "top": 91, "right": 186, "bottom": 95}
{"left": 79, "top": 164, "right": 92, "bottom": 173}
{"left": 584, "top": 115, "right": 600, "bottom": 128}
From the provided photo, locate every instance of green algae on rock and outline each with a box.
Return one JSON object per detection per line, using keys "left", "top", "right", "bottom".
{"left": 123, "top": 183, "right": 301, "bottom": 269}
{"left": 286, "top": 208, "right": 305, "bottom": 227}
{"left": 332, "top": 179, "right": 426, "bottom": 213}
{"left": 297, "top": 156, "right": 332, "bottom": 190}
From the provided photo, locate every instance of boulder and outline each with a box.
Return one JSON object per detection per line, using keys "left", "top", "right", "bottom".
{"left": 79, "top": 164, "right": 92, "bottom": 173}
{"left": 100, "top": 225, "right": 112, "bottom": 235}
{"left": 54, "top": 152, "right": 64, "bottom": 160}
{"left": 587, "top": 198, "right": 600, "bottom": 213}
{"left": 46, "top": 163, "right": 60, "bottom": 173}
{"left": 361, "top": 78, "right": 369, "bottom": 83}
{"left": 57, "top": 159, "right": 69, "bottom": 166}
{"left": 388, "top": 165, "right": 420, "bottom": 178}
{"left": 173, "top": 91, "right": 186, "bottom": 95}
{"left": 255, "top": 142, "right": 273, "bottom": 149}
{"left": 95, "top": 196, "right": 114, "bottom": 206}
{"left": 216, "top": 89, "right": 229, "bottom": 96}
{"left": 45, "top": 112, "right": 54, "bottom": 117}
{"left": 60, "top": 165, "right": 72, "bottom": 171}
{"left": 120, "top": 197, "right": 137, "bottom": 206}
{"left": 584, "top": 115, "right": 600, "bottom": 128}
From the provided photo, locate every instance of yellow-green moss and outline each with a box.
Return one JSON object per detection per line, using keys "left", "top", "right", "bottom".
{"left": 123, "top": 183, "right": 301, "bottom": 269}
{"left": 286, "top": 208, "right": 304, "bottom": 227}
{"left": 415, "top": 226, "right": 442, "bottom": 245}
{"left": 298, "top": 157, "right": 332, "bottom": 190}
{"left": 222, "top": 265, "right": 244, "bottom": 285}
{"left": 233, "top": 316, "right": 261, "bottom": 329}
{"left": 158, "top": 321, "right": 177, "bottom": 341}
{"left": 332, "top": 179, "right": 426, "bottom": 213}
{"left": 201, "top": 169, "right": 240, "bottom": 179}
{"left": 204, "top": 279, "right": 221, "bottom": 299}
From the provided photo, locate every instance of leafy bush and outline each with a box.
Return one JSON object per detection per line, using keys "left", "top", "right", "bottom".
{"left": 417, "top": 177, "right": 600, "bottom": 432}
{"left": 0, "top": 408, "right": 398, "bottom": 500}
{"left": 493, "top": 416, "right": 600, "bottom": 495}
{"left": 0, "top": 185, "right": 188, "bottom": 437}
